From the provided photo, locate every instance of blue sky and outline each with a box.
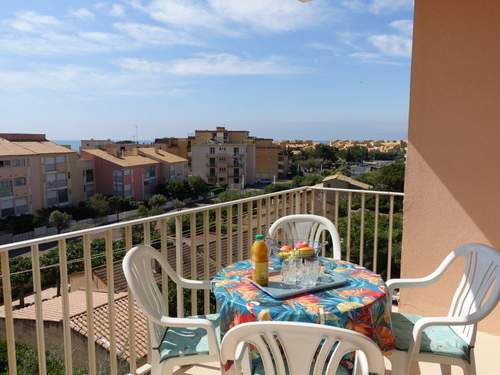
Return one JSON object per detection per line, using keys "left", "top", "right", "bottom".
{"left": 0, "top": 0, "right": 413, "bottom": 140}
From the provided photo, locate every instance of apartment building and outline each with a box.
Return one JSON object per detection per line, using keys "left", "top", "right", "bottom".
{"left": 80, "top": 146, "right": 187, "bottom": 201}
{"left": 153, "top": 137, "right": 189, "bottom": 160}
{"left": 255, "top": 138, "right": 289, "bottom": 182}
{"left": 0, "top": 134, "right": 95, "bottom": 218}
{"left": 161, "top": 127, "right": 288, "bottom": 188}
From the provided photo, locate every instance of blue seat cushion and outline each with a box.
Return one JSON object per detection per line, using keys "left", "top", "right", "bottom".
{"left": 157, "top": 313, "right": 220, "bottom": 362}
{"left": 391, "top": 312, "right": 471, "bottom": 362}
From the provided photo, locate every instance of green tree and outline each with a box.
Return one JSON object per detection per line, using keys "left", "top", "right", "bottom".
{"left": 9, "top": 256, "right": 32, "bottom": 307}
{"left": 149, "top": 194, "right": 167, "bottom": 208}
{"left": 137, "top": 204, "right": 150, "bottom": 218}
{"left": 87, "top": 194, "right": 110, "bottom": 217}
{"left": 188, "top": 176, "right": 210, "bottom": 198}
{"left": 315, "top": 144, "right": 338, "bottom": 163}
{"left": 48, "top": 210, "right": 72, "bottom": 233}
{"left": 357, "top": 161, "right": 405, "bottom": 192}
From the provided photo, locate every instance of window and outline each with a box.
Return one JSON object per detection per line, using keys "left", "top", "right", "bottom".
{"left": 84, "top": 169, "right": 94, "bottom": 183}
{"left": 0, "top": 199, "right": 14, "bottom": 217}
{"left": 209, "top": 168, "right": 216, "bottom": 177}
{"left": 46, "top": 173, "right": 56, "bottom": 188}
{"left": 14, "top": 177, "right": 26, "bottom": 186}
{"left": 234, "top": 168, "right": 240, "bottom": 176}
{"left": 234, "top": 177, "right": 239, "bottom": 184}
{"left": 0, "top": 180, "right": 13, "bottom": 197}
{"left": 209, "top": 158, "right": 215, "bottom": 166}
{"left": 234, "top": 147, "right": 239, "bottom": 155}
{"left": 144, "top": 166, "right": 156, "bottom": 179}
{"left": 0, "top": 160, "right": 11, "bottom": 168}
{"left": 56, "top": 156, "right": 66, "bottom": 164}
{"left": 44, "top": 157, "right": 55, "bottom": 172}
{"left": 123, "top": 169, "right": 131, "bottom": 176}
{"left": 47, "top": 190, "right": 58, "bottom": 206}
{"left": 57, "top": 189, "right": 69, "bottom": 204}
{"left": 12, "top": 159, "right": 27, "bottom": 167}
{"left": 56, "top": 173, "right": 67, "bottom": 187}
{"left": 15, "top": 198, "right": 28, "bottom": 215}
{"left": 124, "top": 184, "right": 132, "bottom": 198}
{"left": 209, "top": 147, "right": 215, "bottom": 155}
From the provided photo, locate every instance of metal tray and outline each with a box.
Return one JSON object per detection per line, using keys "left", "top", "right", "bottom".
{"left": 246, "top": 274, "right": 347, "bottom": 300}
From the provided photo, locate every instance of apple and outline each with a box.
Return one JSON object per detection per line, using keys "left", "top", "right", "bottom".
{"left": 280, "top": 245, "right": 293, "bottom": 253}
{"left": 295, "top": 241, "right": 309, "bottom": 249}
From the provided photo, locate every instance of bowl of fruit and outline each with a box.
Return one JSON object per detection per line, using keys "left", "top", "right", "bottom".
{"left": 273, "top": 239, "right": 320, "bottom": 262}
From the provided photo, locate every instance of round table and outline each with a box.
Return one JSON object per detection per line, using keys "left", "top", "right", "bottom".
{"left": 212, "top": 257, "right": 395, "bottom": 352}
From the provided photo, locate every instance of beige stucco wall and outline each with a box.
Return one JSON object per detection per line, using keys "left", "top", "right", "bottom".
{"left": 401, "top": 0, "right": 500, "bottom": 334}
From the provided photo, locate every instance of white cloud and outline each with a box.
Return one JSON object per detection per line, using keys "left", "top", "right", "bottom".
{"left": 4, "top": 11, "right": 60, "bottom": 33}
{"left": 115, "top": 54, "right": 304, "bottom": 75}
{"left": 70, "top": 8, "right": 95, "bottom": 20}
{"left": 207, "top": 0, "right": 331, "bottom": 33}
{"left": 308, "top": 42, "right": 339, "bottom": 54}
{"left": 139, "top": 0, "right": 332, "bottom": 35}
{"left": 368, "top": 34, "right": 412, "bottom": 57}
{"left": 370, "top": 0, "right": 412, "bottom": 13}
{"left": 341, "top": 0, "right": 412, "bottom": 14}
{"left": 113, "top": 22, "right": 200, "bottom": 46}
{"left": 367, "top": 19, "right": 413, "bottom": 58}
{"left": 389, "top": 19, "right": 413, "bottom": 35}
{"left": 349, "top": 51, "right": 402, "bottom": 65}
{"left": 78, "top": 31, "right": 121, "bottom": 43}
{"left": 110, "top": 4, "right": 126, "bottom": 17}
{"left": 0, "top": 64, "right": 188, "bottom": 98}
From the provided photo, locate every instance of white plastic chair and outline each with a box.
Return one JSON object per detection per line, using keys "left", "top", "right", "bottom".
{"left": 267, "top": 214, "right": 342, "bottom": 259}
{"left": 387, "top": 243, "right": 500, "bottom": 375}
{"left": 220, "top": 321, "right": 386, "bottom": 375}
{"left": 122, "top": 244, "right": 220, "bottom": 375}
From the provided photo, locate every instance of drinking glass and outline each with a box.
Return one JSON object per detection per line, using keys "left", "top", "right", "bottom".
{"left": 302, "top": 259, "right": 320, "bottom": 288}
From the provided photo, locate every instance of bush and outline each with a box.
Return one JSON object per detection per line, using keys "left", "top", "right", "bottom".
{"left": 0, "top": 340, "right": 86, "bottom": 375}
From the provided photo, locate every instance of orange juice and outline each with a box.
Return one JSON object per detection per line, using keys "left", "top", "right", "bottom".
{"left": 251, "top": 234, "right": 269, "bottom": 286}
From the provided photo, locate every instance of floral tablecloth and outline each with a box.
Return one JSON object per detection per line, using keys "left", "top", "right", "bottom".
{"left": 212, "top": 257, "right": 395, "bottom": 352}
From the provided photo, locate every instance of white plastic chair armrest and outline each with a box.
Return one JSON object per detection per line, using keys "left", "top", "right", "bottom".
{"left": 386, "top": 271, "right": 445, "bottom": 301}
{"left": 177, "top": 277, "right": 211, "bottom": 290}
{"left": 160, "top": 316, "right": 220, "bottom": 356}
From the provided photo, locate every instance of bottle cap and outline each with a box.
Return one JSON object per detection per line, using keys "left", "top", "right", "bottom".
{"left": 255, "top": 234, "right": 265, "bottom": 240}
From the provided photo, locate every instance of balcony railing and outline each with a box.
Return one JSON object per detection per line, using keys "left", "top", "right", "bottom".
{"left": 0, "top": 186, "right": 403, "bottom": 374}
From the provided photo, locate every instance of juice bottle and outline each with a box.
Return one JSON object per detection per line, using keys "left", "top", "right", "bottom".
{"left": 251, "top": 234, "right": 269, "bottom": 286}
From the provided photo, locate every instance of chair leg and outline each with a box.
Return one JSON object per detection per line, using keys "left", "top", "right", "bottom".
{"left": 389, "top": 350, "right": 409, "bottom": 375}
{"left": 464, "top": 350, "right": 477, "bottom": 375}
{"left": 440, "top": 364, "right": 452, "bottom": 375}
{"left": 409, "top": 360, "right": 421, "bottom": 375}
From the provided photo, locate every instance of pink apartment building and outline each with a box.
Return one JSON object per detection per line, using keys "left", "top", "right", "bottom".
{"left": 80, "top": 146, "right": 187, "bottom": 201}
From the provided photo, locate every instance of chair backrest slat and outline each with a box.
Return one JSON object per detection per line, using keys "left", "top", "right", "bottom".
{"left": 446, "top": 243, "right": 500, "bottom": 345}
{"left": 268, "top": 215, "right": 342, "bottom": 259}
{"left": 220, "top": 322, "right": 385, "bottom": 375}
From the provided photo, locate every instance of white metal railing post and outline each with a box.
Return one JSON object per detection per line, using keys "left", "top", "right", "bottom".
{"left": 373, "top": 194, "right": 380, "bottom": 273}
{"left": 58, "top": 239, "right": 73, "bottom": 375}
{"left": 0, "top": 251, "right": 17, "bottom": 375}
{"left": 82, "top": 235, "right": 97, "bottom": 375}
{"left": 175, "top": 216, "right": 184, "bottom": 318}
{"left": 190, "top": 213, "right": 197, "bottom": 316}
{"left": 104, "top": 231, "right": 118, "bottom": 374}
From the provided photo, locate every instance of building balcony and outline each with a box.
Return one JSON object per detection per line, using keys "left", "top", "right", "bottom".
{"left": 0, "top": 186, "right": 497, "bottom": 375}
